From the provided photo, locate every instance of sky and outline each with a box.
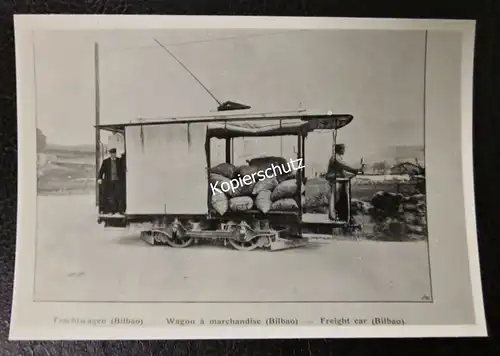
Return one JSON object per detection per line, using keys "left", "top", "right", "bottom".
{"left": 33, "top": 28, "right": 426, "bottom": 164}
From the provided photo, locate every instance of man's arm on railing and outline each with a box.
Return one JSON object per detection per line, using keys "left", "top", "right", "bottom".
{"left": 336, "top": 157, "right": 361, "bottom": 175}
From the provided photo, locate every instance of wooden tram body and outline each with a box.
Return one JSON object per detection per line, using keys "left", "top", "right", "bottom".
{"left": 95, "top": 110, "right": 355, "bottom": 251}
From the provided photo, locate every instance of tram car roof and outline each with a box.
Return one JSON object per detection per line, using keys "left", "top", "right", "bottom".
{"left": 96, "top": 110, "right": 353, "bottom": 137}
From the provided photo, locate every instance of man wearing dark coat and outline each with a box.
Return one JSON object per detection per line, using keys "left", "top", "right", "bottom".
{"left": 97, "top": 148, "right": 125, "bottom": 214}
{"left": 325, "top": 144, "right": 363, "bottom": 222}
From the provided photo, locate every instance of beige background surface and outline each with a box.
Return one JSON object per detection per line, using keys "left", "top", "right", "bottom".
{"left": 11, "top": 16, "right": 484, "bottom": 339}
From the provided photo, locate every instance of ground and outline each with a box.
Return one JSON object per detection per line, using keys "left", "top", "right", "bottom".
{"left": 33, "top": 194, "right": 432, "bottom": 302}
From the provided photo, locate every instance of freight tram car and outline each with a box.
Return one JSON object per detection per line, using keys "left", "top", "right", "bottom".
{"left": 96, "top": 110, "right": 355, "bottom": 251}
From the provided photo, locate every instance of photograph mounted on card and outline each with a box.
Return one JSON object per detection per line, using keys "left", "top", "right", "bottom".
{"left": 10, "top": 15, "right": 485, "bottom": 339}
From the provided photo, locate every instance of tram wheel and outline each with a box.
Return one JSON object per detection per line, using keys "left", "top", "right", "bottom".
{"left": 152, "top": 228, "right": 193, "bottom": 248}
{"left": 164, "top": 229, "right": 194, "bottom": 248}
{"left": 228, "top": 237, "right": 260, "bottom": 251}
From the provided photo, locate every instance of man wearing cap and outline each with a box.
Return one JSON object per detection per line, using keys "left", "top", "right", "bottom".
{"left": 97, "top": 148, "right": 125, "bottom": 214}
{"left": 326, "top": 144, "right": 364, "bottom": 222}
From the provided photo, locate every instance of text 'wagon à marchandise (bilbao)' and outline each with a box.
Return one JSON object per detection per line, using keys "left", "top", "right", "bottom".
{"left": 210, "top": 158, "right": 305, "bottom": 195}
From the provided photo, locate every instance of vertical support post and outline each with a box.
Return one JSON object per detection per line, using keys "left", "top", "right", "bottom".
{"left": 332, "top": 129, "right": 337, "bottom": 153}
{"left": 296, "top": 133, "right": 302, "bottom": 216}
{"left": 122, "top": 130, "right": 127, "bottom": 212}
{"left": 328, "top": 181, "right": 336, "bottom": 221}
{"left": 347, "top": 178, "right": 352, "bottom": 223}
{"left": 94, "top": 42, "right": 101, "bottom": 207}
{"left": 328, "top": 129, "right": 337, "bottom": 221}
{"left": 225, "top": 138, "right": 231, "bottom": 164}
{"left": 231, "top": 138, "right": 234, "bottom": 163}
{"left": 280, "top": 120, "right": 283, "bottom": 156}
{"left": 301, "top": 134, "right": 305, "bottom": 180}
{"left": 205, "top": 134, "right": 212, "bottom": 216}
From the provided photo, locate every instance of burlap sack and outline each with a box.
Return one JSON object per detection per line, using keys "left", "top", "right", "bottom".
{"left": 236, "top": 164, "right": 261, "bottom": 177}
{"left": 252, "top": 177, "right": 279, "bottom": 195}
{"left": 271, "top": 198, "right": 299, "bottom": 211}
{"left": 248, "top": 156, "right": 288, "bottom": 167}
{"left": 277, "top": 170, "right": 296, "bottom": 183}
{"left": 226, "top": 178, "right": 256, "bottom": 198}
{"left": 226, "top": 165, "right": 262, "bottom": 197}
{"left": 271, "top": 179, "right": 300, "bottom": 202}
{"left": 211, "top": 192, "right": 228, "bottom": 216}
{"left": 210, "top": 162, "right": 237, "bottom": 179}
{"left": 255, "top": 190, "right": 272, "bottom": 214}
{"left": 248, "top": 156, "right": 297, "bottom": 182}
{"left": 209, "top": 173, "right": 231, "bottom": 187}
{"left": 229, "top": 196, "right": 254, "bottom": 212}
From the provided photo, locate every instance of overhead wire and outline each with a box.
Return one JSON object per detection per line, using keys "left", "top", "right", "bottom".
{"left": 97, "top": 30, "right": 303, "bottom": 55}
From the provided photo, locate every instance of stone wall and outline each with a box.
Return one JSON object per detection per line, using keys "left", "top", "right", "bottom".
{"left": 369, "top": 191, "right": 427, "bottom": 240}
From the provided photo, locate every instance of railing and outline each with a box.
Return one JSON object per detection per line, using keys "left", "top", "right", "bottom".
{"left": 327, "top": 177, "right": 353, "bottom": 222}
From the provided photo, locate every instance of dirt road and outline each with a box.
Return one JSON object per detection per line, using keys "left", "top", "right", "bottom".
{"left": 33, "top": 194, "right": 432, "bottom": 302}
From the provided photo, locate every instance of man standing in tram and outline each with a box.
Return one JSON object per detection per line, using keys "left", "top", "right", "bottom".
{"left": 97, "top": 148, "right": 125, "bottom": 214}
{"left": 325, "top": 144, "right": 364, "bottom": 222}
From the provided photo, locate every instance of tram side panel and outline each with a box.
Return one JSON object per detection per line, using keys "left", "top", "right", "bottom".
{"left": 124, "top": 123, "right": 209, "bottom": 216}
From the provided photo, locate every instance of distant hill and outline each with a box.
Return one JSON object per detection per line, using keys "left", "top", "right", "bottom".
{"left": 385, "top": 145, "right": 424, "bottom": 160}
{"left": 363, "top": 145, "right": 424, "bottom": 164}
{"left": 41, "top": 143, "right": 102, "bottom": 167}
{"left": 45, "top": 143, "right": 97, "bottom": 154}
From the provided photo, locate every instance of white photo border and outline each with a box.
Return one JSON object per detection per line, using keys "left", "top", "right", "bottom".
{"left": 10, "top": 15, "right": 485, "bottom": 340}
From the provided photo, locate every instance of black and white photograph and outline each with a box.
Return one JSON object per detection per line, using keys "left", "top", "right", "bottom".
{"left": 10, "top": 15, "right": 485, "bottom": 340}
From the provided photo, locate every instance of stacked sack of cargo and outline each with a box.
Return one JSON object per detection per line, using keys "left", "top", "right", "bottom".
{"left": 369, "top": 191, "right": 405, "bottom": 239}
{"left": 369, "top": 191, "right": 427, "bottom": 240}
{"left": 209, "top": 156, "right": 304, "bottom": 216}
{"left": 400, "top": 194, "right": 427, "bottom": 238}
